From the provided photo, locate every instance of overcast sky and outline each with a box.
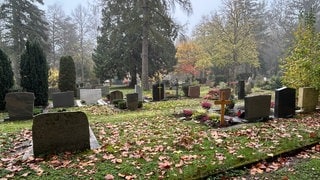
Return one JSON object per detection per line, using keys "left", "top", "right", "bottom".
{"left": 43, "top": 0, "right": 222, "bottom": 35}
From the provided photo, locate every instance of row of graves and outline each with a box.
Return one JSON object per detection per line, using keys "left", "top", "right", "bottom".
{"left": 179, "top": 84, "right": 319, "bottom": 128}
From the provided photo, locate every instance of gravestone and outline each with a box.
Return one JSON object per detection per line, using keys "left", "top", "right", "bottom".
{"left": 5, "top": 92, "right": 35, "bottom": 121}
{"left": 152, "top": 83, "right": 164, "bottom": 101}
{"left": 126, "top": 93, "right": 139, "bottom": 111}
{"left": 32, "top": 112, "right": 91, "bottom": 156}
{"left": 298, "top": 87, "right": 319, "bottom": 113}
{"left": 48, "top": 88, "right": 60, "bottom": 100}
{"left": 219, "top": 88, "right": 231, "bottom": 100}
{"left": 135, "top": 85, "right": 143, "bottom": 102}
{"left": 96, "top": 85, "right": 109, "bottom": 97}
{"left": 109, "top": 90, "right": 123, "bottom": 103}
{"left": 245, "top": 95, "right": 271, "bottom": 121}
{"left": 80, "top": 89, "right": 102, "bottom": 104}
{"left": 188, "top": 86, "right": 200, "bottom": 98}
{"left": 238, "top": 81, "right": 245, "bottom": 99}
{"left": 274, "top": 87, "right": 296, "bottom": 118}
{"left": 52, "top": 91, "right": 74, "bottom": 108}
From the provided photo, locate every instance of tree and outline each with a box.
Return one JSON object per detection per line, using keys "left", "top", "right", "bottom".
{"left": 20, "top": 40, "right": 48, "bottom": 106}
{"left": 0, "top": 48, "right": 14, "bottom": 110}
{"left": 141, "top": 0, "right": 192, "bottom": 90}
{"left": 58, "top": 56, "right": 76, "bottom": 92}
{"left": 1, "top": 0, "right": 48, "bottom": 83}
{"left": 281, "top": 11, "right": 320, "bottom": 90}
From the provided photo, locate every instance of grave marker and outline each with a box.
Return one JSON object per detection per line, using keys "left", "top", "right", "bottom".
{"left": 135, "top": 85, "right": 143, "bottom": 102}
{"left": 32, "top": 112, "right": 91, "bottom": 156}
{"left": 188, "top": 86, "right": 200, "bottom": 98}
{"left": 238, "top": 80, "right": 245, "bottom": 99}
{"left": 298, "top": 87, "right": 319, "bottom": 113}
{"left": 214, "top": 92, "right": 231, "bottom": 126}
{"left": 126, "top": 93, "right": 139, "bottom": 111}
{"left": 5, "top": 92, "right": 35, "bottom": 121}
{"left": 152, "top": 83, "right": 164, "bottom": 101}
{"left": 80, "top": 89, "right": 102, "bottom": 104}
{"left": 245, "top": 95, "right": 271, "bottom": 121}
{"left": 274, "top": 87, "right": 296, "bottom": 118}
{"left": 109, "top": 90, "right": 123, "bottom": 103}
{"left": 52, "top": 91, "right": 74, "bottom": 108}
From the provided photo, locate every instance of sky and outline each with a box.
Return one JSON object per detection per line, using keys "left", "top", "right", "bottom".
{"left": 42, "top": 0, "right": 223, "bottom": 35}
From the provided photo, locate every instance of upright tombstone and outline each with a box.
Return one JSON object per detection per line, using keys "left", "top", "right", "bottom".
{"left": 32, "top": 112, "right": 90, "bottom": 156}
{"left": 274, "top": 87, "right": 296, "bottom": 118}
{"left": 245, "top": 95, "right": 271, "bottom": 121}
{"left": 52, "top": 91, "right": 74, "bottom": 108}
{"left": 298, "top": 87, "right": 319, "bottom": 113}
{"left": 5, "top": 92, "right": 35, "bottom": 121}
{"left": 80, "top": 89, "right": 102, "bottom": 104}
{"left": 126, "top": 93, "right": 139, "bottom": 111}
{"left": 48, "top": 88, "right": 60, "bottom": 100}
{"left": 135, "top": 85, "right": 143, "bottom": 102}
{"left": 238, "top": 81, "right": 245, "bottom": 99}
{"left": 219, "top": 88, "right": 231, "bottom": 100}
{"left": 109, "top": 90, "right": 124, "bottom": 103}
{"left": 152, "top": 83, "right": 164, "bottom": 101}
{"left": 96, "top": 85, "right": 109, "bottom": 97}
{"left": 188, "top": 86, "right": 200, "bottom": 98}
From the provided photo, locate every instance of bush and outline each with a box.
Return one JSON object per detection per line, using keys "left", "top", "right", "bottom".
{"left": 0, "top": 49, "right": 14, "bottom": 110}
{"left": 20, "top": 40, "right": 48, "bottom": 106}
{"left": 58, "top": 56, "right": 76, "bottom": 92}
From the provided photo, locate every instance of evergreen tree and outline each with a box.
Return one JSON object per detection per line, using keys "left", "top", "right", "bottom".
{"left": 0, "top": 49, "right": 14, "bottom": 110}
{"left": 20, "top": 40, "right": 48, "bottom": 106}
{"left": 58, "top": 56, "right": 76, "bottom": 92}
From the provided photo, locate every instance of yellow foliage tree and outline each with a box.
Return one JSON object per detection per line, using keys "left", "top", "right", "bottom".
{"left": 48, "top": 67, "right": 59, "bottom": 88}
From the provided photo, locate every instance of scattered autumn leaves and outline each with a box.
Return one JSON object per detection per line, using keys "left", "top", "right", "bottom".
{"left": 0, "top": 110, "right": 320, "bottom": 179}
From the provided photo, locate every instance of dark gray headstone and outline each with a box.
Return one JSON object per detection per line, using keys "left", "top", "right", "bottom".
{"left": 274, "top": 87, "right": 296, "bottom": 118}
{"left": 152, "top": 83, "right": 164, "bottom": 101}
{"left": 245, "top": 95, "right": 271, "bottom": 121}
{"left": 32, "top": 112, "right": 90, "bottom": 156}
{"left": 126, "top": 93, "right": 138, "bottom": 111}
{"left": 48, "top": 88, "right": 60, "bottom": 100}
{"left": 238, "top": 81, "right": 245, "bottom": 99}
{"left": 5, "top": 92, "right": 35, "bottom": 121}
{"left": 52, "top": 91, "right": 74, "bottom": 108}
{"left": 109, "top": 90, "right": 123, "bottom": 103}
{"left": 188, "top": 86, "right": 200, "bottom": 98}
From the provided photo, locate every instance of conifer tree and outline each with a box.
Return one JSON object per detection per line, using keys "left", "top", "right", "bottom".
{"left": 0, "top": 49, "right": 14, "bottom": 110}
{"left": 58, "top": 56, "right": 76, "bottom": 92}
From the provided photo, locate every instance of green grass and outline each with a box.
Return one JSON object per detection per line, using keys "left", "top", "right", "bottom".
{"left": 0, "top": 86, "right": 319, "bottom": 179}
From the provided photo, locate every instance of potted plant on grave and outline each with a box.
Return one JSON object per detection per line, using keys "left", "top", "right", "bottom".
{"left": 201, "top": 101, "right": 212, "bottom": 110}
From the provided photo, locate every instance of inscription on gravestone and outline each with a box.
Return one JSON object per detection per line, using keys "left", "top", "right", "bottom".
{"left": 5, "top": 92, "right": 35, "bottom": 121}
{"left": 32, "top": 112, "right": 90, "bottom": 156}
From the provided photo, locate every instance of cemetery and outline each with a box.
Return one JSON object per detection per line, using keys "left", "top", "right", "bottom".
{"left": 1, "top": 0, "right": 320, "bottom": 179}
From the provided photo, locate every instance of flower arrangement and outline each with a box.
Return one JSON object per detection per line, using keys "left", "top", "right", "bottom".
{"left": 183, "top": 109, "right": 193, "bottom": 117}
{"left": 201, "top": 101, "right": 212, "bottom": 110}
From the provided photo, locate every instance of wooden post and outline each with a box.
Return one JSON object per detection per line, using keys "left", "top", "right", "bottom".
{"left": 214, "top": 91, "right": 231, "bottom": 126}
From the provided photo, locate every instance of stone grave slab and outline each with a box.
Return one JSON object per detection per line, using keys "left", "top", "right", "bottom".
{"left": 52, "top": 91, "right": 74, "bottom": 108}
{"left": 5, "top": 92, "right": 35, "bottom": 121}
{"left": 48, "top": 88, "right": 60, "bottom": 100}
{"left": 219, "top": 88, "right": 231, "bottom": 100}
{"left": 80, "top": 89, "right": 102, "bottom": 104}
{"left": 188, "top": 86, "right": 200, "bottom": 98}
{"left": 152, "top": 83, "right": 165, "bottom": 101}
{"left": 274, "top": 87, "right": 296, "bottom": 118}
{"left": 109, "top": 90, "right": 123, "bottom": 103}
{"left": 126, "top": 93, "right": 138, "bottom": 111}
{"left": 32, "top": 112, "right": 93, "bottom": 157}
{"left": 298, "top": 87, "right": 319, "bottom": 113}
{"left": 238, "top": 80, "right": 245, "bottom": 99}
{"left": 135, "top": 85, "right": 143, "bottom": 102}
{"left": 245, "top": 95, "right": 271, "bottom": 121}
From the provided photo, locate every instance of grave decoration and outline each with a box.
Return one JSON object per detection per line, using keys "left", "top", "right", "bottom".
{"left": 214, "top": 91, "right": 232, "bottom": 126}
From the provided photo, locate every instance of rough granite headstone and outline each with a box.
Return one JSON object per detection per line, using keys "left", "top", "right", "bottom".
{"left": 152, "top": 83, "right": 165, "bottom": 101}
{"left": 80, "top": 89, "right": 102, "bottom": 104}
{"left": 32, "top": 112, "right": 91, "bottom": 156}
{"left": 126, "top": 93, "right": 139, "bottom": 111}
{"left": 274, "top": 87, "right": 296, "bottom": 118}
{"left": 298, "top": 87, "right": 319, "bottom": 113}
{"left": 245, "top": 95, "right": 271, "bottom": 121}
{"left": 109, "top": 90, "right": 123, "bottom": 103}
{"left": 135, "top": 85, "right": 143, "bottom": 102}
{"left": 52, "top": 91, "right": 74, "bottom": 108}
{"left": 188, "top": 86, "right": 200, "bottom": 98}
{"left": 5, "top": 92, "right": 35, "bottom": 121}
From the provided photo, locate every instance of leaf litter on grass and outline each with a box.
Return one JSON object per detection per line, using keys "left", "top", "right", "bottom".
{"left": 0, "top": 110, "right": 320, "bottom": 179}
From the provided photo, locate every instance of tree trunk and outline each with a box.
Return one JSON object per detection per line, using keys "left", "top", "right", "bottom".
{"left": 141, "top": 0, "right": 149, "bottom": 90}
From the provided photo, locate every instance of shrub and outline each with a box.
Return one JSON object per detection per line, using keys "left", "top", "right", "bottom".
{"left": 0, "top": 49, "right": 14, "bottom": 110}
{"left": 20, "top": 40, "right": 48, "bottom": 106}
{"left": 58, "top": 56, "right": 76, "bottom": 92}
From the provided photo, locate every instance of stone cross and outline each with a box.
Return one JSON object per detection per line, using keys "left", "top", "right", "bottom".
{"left": 214, "top": 91, "right": 231, "bottom": 126}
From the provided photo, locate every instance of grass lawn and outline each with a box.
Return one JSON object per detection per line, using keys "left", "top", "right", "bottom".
{"left": 0, "top": 86, "right": 320, "bottom": 179}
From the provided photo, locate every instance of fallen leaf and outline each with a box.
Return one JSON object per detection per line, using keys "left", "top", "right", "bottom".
{"left": 105, "top": 174, "right": 114, "bottom": 180}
